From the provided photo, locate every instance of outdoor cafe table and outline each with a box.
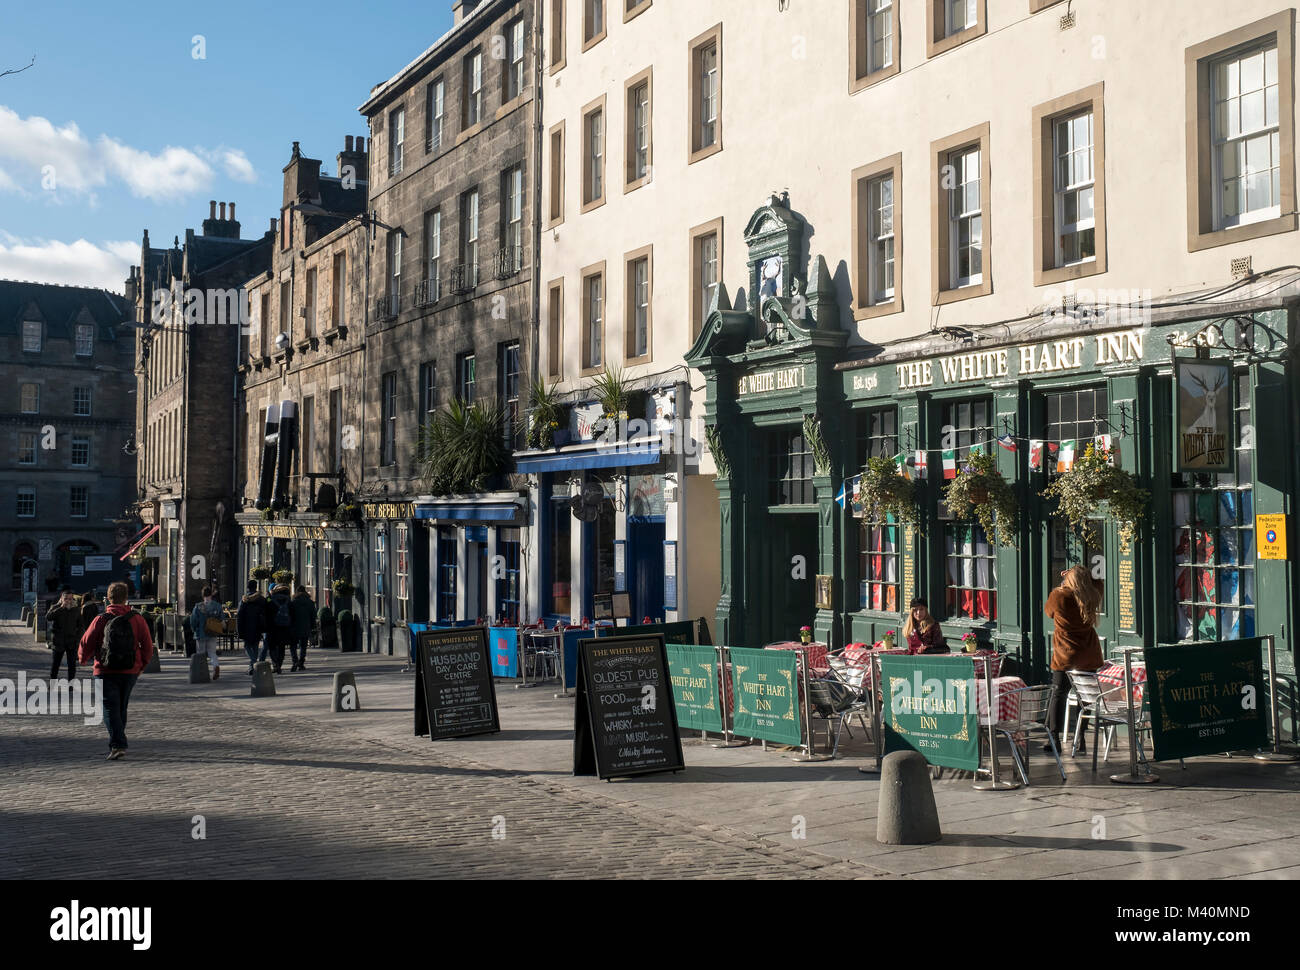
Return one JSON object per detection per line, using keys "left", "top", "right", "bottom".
{"left": 765, "top": 641, "right": 829, "bottom": 674}
{"left": 1096, "top": 659, "right": 1147, "bottom": 705}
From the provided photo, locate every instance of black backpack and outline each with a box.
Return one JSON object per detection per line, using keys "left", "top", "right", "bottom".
{"left": 100, "top": 611, "right": 139, "bottom": 671}
{"left": 274, "top": 597, "right": 292, "bottom": 628}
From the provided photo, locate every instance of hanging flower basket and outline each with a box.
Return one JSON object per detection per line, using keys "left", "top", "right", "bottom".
{"left": 855, "top": 455, "right": 923, "bottom": 528}
{"left": 331, "top": 578, "right": 355, "bottom": 599}
{"left": 250, "top": 566, "right": 273, "bottom": 582}
{"left": 272, "top": 569, "right": 296, "bottom": 587}
{"left": 1041, "top": 443, "right": 1150, "bottom": 546}
{"left": 942, "top": 451, "right": 1019, "bottom": 548}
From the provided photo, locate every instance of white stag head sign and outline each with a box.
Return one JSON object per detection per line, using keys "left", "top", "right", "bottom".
{"left": 1178, "top": 361, "right": 1232, "bottom": 472}
{"left": 1190, "top": 368, "right": 1226, "bottom": 433}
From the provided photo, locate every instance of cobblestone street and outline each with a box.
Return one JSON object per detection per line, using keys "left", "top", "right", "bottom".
{"left": 0, "top": 623, "right": 862, "bottom": 879}
{"left": 6, "top": 618, "right": 1300, "bottom": 880}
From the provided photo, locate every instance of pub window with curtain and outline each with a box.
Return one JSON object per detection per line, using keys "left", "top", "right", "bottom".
{"left": 856, "top": 407, "right": 899, "bottom": 613}
{"left": 939, "top": 399, "right": 997, "bottom": 621}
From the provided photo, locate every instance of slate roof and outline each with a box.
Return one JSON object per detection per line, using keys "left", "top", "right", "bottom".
{"left": 0, "top": 279, "right": 128, "bottom": 342}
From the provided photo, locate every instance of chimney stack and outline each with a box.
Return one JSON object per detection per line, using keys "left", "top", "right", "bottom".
{"left": 219, "top": 202, "right": 227, "bottom": 220}
{"left": 337, "top": 135, "right": 369, "bottom": 180}
{"left": 209, "top": 200, "right": 217, "bottom": 219}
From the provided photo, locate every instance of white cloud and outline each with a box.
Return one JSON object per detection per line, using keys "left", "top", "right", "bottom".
{"left": 0, "top": 106, "right": 257, "bottom": 203}
{"left": 218, "top": 149, "right": 257, "bottom": 184}
{"left": 0, "top": 236, "right": 137, "bottom": 290}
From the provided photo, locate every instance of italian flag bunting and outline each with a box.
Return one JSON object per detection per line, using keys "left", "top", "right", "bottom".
{"left": 941, "top": 450, "right": 958, "bottom": 480}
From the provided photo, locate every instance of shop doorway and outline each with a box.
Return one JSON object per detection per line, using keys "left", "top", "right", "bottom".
{"left": 758, "top": 513, "right": 818, "bottom": 646}
{"left": 1046, "top": 517, "right": 1116, "bottom": 655}
{"left": 628, "top": 519, "right": 665, "bottom": 623}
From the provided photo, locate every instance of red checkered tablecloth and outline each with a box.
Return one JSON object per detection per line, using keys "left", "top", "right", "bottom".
{"left": 1097, "top": 660, "right": 1147, "bottom": 705}
{"left": 978, "top": 676, "right": 1026, "bottom": 727}
{"left": 766, "top": 641, "right": 829, "bottom": 672}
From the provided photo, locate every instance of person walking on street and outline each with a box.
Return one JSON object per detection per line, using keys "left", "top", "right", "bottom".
{"left": 1044, "top": 564, "right": 1105, "bottom": 755}
{"left": 79, "top": 590, "right": 100, "bottom": 636}
{"left": 46, "top": 586, "right": 82, "bottom": 679}
{"left": 78, "top": 581, "right": 154, "bottom": 760}
{"left": 190, "top": 584, "right": 225, "bottom": 681}
{"left": 264, "top": 583, "right": 294, "bottom": 674}
{"left": 289, "top": 585, "right": 315, "bottom": 672}
{"left": 236, "top": 581, "right": 268, "bottom": 675}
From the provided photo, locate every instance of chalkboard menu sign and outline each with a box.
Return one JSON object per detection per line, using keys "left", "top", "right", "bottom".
{"left": 573, "top": 634, "right": 685, "bottom": 780}
{"left": 415, "top": 627, "right": 501, "bottom": 741}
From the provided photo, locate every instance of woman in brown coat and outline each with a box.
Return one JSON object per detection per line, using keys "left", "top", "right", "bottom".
{"left": 1045, "top": 564, "right": 1105, "bottom": 753}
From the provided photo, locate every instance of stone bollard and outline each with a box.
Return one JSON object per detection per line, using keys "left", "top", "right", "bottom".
{"left": 331, "top": 671, "right": 361, "bottom": 712}
{"left": 877, "top": 750, "right": 943, "bottom": 845}
{"left": 143, "top": 650, "right": 162, "bottom": 674}
{"left": 189, "top": 652, "right": 210, "bottom": 684}
{"left": 251, "top": 660, "right": 276, "bottom": 697}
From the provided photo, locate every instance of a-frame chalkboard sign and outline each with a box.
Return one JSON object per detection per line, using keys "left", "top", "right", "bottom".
{"left": 415, "top": 627, "right": 501, "bottom": 740}
{"left": 573, "top": 634, "right": 685, "bottom": 780}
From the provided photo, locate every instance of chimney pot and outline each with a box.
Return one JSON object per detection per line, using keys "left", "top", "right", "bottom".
{"left": 229, "top": 202, "right": 236, "bottom": 220}
{"left": 219, "top": 202, "right": 227, "bottom": 220}
{"left": 209, "top": 200, "right": 217, "bottom": 218}
{"left": 345, "top": 135, "right": 354, "bottom": 152}
{"left": 271, "top": 217, "right": 277, "bottom": 233}
{"left": 357, "top": 136, "right": 366, "bottom": 152}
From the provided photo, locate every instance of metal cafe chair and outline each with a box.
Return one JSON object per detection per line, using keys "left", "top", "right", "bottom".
{"left": 824, "top": 654, "right": 874, "bottom": 747}
{"left": 994, "top": 684, "right": 1066, "bottom": 785}
{"left": 1066, "top": 669, "right": 1153, "bottom": 773}
{"left": 806, "top": 676, "right": 862, "bottom": 759}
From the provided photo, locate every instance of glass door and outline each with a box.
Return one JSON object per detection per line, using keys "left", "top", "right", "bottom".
{"left": 1047, "top": 517, "right": 1115, "bottom": 654}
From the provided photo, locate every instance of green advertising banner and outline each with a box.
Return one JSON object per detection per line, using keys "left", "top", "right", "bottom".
{"left": 880, "top": 655, "right": 980, "bottom": 772}
{"left": 665, "top": 644, "right": 723, "bottom": 734}
{"left": 1146, "top": 639, "right": 1267, "bottom": 761}
{"left": 728, "top": 647, "right": 802, "bottom": 746}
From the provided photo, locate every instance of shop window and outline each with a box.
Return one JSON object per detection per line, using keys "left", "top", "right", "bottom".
{"left": 944, "top": 522, "right": 998, "bottom": 621}
{"left": 594, "top": 480, "right": 617, "bottom": 595}
{"left": 550, "top": 493, "right": 573, "bottom": 616}
{"left": 437, "top": 527, "right": 458, "bottom": 622}
{"left": 373, "top": 531, "right": 387, "bottom": 622}
{"left": 856, "top": 407, "right": 900, "bottom": 612}
{"left": 1173, "top": 373, "right": 1255, "bottom": 641}
{"left": 321, "top": 543, "right": 334, "bottom": 608}
{"left": 1043, "top": 386, "right": 1108, "bottom": 479}
{"left": 768, "top": 427, "right": 814, "bottom": 506}
{"left": 395, "top": 524, "right": 409, "bottom": 624}
{"left": 860, "top": 520, "right": 899, "bottom": 613}
{"left": 497, "top": 527, "right": 521, "bottom": 625}
{"left": 940, "top": 398, "right": 997, "bottom": 620}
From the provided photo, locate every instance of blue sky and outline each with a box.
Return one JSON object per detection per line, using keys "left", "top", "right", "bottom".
{"left": 0, "top": 0, "right": 454, "bottom": 289}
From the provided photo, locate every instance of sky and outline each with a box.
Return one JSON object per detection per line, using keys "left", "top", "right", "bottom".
{"left": 0, "top": 0, "right": 455, "bottom": 290}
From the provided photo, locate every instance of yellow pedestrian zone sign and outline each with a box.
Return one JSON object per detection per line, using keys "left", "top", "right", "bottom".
{"left": 1257, "top": 514, "right": 1287, "bottom": 560}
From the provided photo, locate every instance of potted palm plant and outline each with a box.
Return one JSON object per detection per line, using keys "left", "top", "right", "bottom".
{"left": 526, "top": 380, "right": 567, "bottom": 450}
{"left": 942, "top": 450, "right": 1019, "bottom": 548}
{"left": 588, "top": 366, "right": 634, "bottom": 439}
{"left": 1041, "top": 443, "right": 1149, "bottom": 546}
{"left": 418, "top": 399, "right": 507, "bottom": 495}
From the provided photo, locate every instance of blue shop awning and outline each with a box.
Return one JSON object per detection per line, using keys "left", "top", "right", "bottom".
{"left": 414, "top": 503, "right": 521, "bottom": 522}
{"left": 513, "top": 442, "right": 661, "bottom": 474}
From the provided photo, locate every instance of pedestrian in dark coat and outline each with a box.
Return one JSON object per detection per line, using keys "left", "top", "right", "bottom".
{"left": 263, "top": 584, "right": 294, "bottom": 674}
{"left": 236, "top": 581, "right": 268, "bottom": 675}
{"left": 46, "top": 586, "right": 82, "bottom": 679}
{"left": 288, "top": 586, "right": 316, "bottom": 672}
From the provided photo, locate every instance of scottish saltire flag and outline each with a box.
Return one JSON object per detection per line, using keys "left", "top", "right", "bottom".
{"left": 835, "top": 481, "right": 849, "bottom": 509}
{"left": 997, "top": 435, "right": 1017, "bottom": 452}
{"left": 894, "top": 453, "right": 911, "bottom": 481}
{"left": 942, "top": 450, "right": 957, "bottom": 479}
{"left": 836, "top": 474, "right": 862, "bottom": 510}
{"left": 914, "top": 450, "right": 928, "bottom": 479}
{"left": 1029, "top": 439, "right": 1045, "bottom": 470}
{"left": 1057, "top": 439, "right": 1077, "bottom": 473}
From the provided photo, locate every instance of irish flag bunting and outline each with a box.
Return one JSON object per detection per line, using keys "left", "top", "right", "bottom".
{"left": 1057, "top": 439, "right": 1077, "bottom": 473}
{"left": 894, "top": 453, "right": 912, "bottom": 481}
{"left": 941, "top": 450, "right": 958, "bottom": 480}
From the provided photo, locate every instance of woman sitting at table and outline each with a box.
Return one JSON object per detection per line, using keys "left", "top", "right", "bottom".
{"left": 902, "top": 598, "right": 949, "bottom": 655}
{"left": 1044, "top": 564, "right": 1105, "bottom": 754}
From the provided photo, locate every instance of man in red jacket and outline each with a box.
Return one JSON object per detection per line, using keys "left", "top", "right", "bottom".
{"left": 79, "top": 581, "right": 154, "bottom": 760}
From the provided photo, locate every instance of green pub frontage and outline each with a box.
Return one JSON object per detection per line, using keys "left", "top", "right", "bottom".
{"left": 687, "top": 196, "right": 1297, "bottom": 685}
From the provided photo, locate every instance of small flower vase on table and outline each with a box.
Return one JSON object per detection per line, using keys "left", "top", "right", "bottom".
{"left": 881, "top": 630, "right": 897, "bottom": 650}
{"left": 962, "top": 632, "right": 978, "bottom": 654}
{"left": 799, "top": 626, "right": 812, "bottom": 645}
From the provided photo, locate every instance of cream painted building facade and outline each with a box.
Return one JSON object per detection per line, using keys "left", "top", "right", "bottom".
{"left": 532, "top": 0, "right": 1300, "bottom": 639}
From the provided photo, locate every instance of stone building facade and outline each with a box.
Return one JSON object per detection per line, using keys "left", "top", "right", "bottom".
{"left": 1, "top": 280, "right": 134, "bottom": 601}
{"left": 358, "top": 0, "right": 538, "bottom": 656}
{"left": 235, "top": 138, "right": 370, "bottom": 623}
{"left": 127, "top": 205, "right": 273, "bottom": 611}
